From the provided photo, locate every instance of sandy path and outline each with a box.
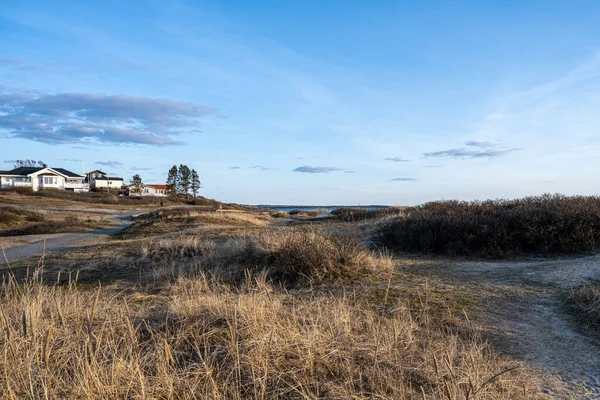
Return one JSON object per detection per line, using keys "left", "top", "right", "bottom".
{"left": 0, "top": 209, "right": 147, "bottom": 265}
{"left": 410, "top": 255, "right": 600, "bottom": 399}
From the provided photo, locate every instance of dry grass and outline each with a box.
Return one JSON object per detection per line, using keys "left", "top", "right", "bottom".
{"left": 0, "top": 217, "right": 114, "bottom": 237}
{"left": 0, "top": 270, "right": 541, "bottom": 399}
{"left": 567, "top": 282, "right": 600, "bottom": 332}
{"left": 120, "top": 210, "right": 268, "bottom": 239}
{"left": 138, "top": 208, "right": 269, "bottom": 226}
{"left": 141, "top": 229, "right": 381, "bottom": 286}
{"left": 0, "top": 206, "right": 45, "bottom": 229}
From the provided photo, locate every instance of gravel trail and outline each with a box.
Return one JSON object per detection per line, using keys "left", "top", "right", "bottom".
{"left": 420, "top": 255, "right": 600, "bottom": 399}
{"left": 0, "top": 209, "right": 144, "bottom": 265}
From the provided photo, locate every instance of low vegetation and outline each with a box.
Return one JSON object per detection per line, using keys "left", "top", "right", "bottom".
{"left": 141, "top": 229, "right": 380, "bottom": 286}
{"left": 374, "top": 194, "right": 600, "bottom": 258}
{"left": 8, "top": 193, "right": 600, "bottom": 397}
{"left": 0, "top": 271, "right": 540, "bottom": 399}
{"left": 119, "top": 209, "right": 268, "bottom": 238}
{"left": 288, "top": 208, "right": 328, "bottom": 217}
{"left": 567, "top": 282, "right": 600, "bottom": 332}
{"left": 0, "top": 206, "right": 44, "bottom": 228}
{"left": 0, "top": 217, "right": 111, "bottom": 237}
{"left": 0, "top": 187, "right": 241, "bottom": 208}
{"left": 332, "top": 206, "right": 404, "bottom": 222}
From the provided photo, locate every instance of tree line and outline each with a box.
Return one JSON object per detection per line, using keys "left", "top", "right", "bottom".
{"left": 166, "top": 165, "right": 201, "bottom": 198}
{"left": 129, "top": 165, "right": 200, "bottom": 198}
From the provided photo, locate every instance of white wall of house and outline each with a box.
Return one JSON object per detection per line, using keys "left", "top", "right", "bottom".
{"left": 36, "top": 175, "right": 65, "bottom": 190}
{"left": 129, "top": 185, "right": 168, "bottom": 197}
{"left": 141, "top": 186, "right": 168, "bottom": 197}
{"left": 95, "top": 179, "right": 124, "bottom": 189}
{"left": 1, "top": 176, "right": 33, "bottom": 189}
{"left": 0, "top": 168, "right": 88, "bottom": 192}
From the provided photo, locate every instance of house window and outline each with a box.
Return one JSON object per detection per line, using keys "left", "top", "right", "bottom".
{"left": 44, "top": 177, "right": 57, "bottom": 185}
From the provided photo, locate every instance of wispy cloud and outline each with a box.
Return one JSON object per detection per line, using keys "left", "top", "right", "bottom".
{"left": 423, "top": 141, "right": 520, "bottom": 159}
{"left": 293, "top": 166, "right": 343, "bottom": 174}
{"left": 0, "top": 58, "right": 59, "bottom": 72}
{"left": 344, "top": 170, "right": 356, "bottom": 173}
{"left": 464, "top": 141, "right": 498, "bottom": 148}
{"left": 383, "top": 157, "right": 411, "bottom": 162}
{"left": 249, "top": 165, "right": 280, "bottom": 171}
{"left": 390, "top": 177, "right": 417, "bottom": 182}
{"left": 423, "top": 148, "right": 519, "bottom": 159}
{"left": 131, "top": 167, "right": 152, "bottom": 171}
{"left": 230, "top": 165, "right": 280, "bottom": 171}
{"left": 95, "top": 160, "right": 124, "bottom": 168}
{"left": 0, "top": 59, "right": 25, "bottom": 66}
{"left": 0, "top": 88, "right": 215, "bottom": 146}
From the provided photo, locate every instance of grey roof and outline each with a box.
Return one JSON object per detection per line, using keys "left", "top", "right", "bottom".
{"left": 52, "top": 168, "right": 83, "bottom": 178}
{"left": 95, "top": 176, "right": 124, "bottom": 180}
{"left": 0, "top": 167, "right": 82, "bottom": 177}
{"left": 0, "top": 167, "right": 44, "bottom": 176}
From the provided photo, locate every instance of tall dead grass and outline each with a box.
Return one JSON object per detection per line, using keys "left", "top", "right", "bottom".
{"left": 141, "top": 229, "right": 381, "bottom": 285}
{"left": 0, "top": 206, "right": 44, "bottom": 228}
{"left": 140, "top": 208, "right": 267, "bottom": 226}
{"left": 0, "top": 272, "right": 541, "bottom": 399}
{"left": 567, "top": 282, "right": 600, "bottom": 332}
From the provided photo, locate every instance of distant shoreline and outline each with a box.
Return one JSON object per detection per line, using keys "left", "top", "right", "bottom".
{"left": 255, "top": 205, "right": 389, "bottom": 212}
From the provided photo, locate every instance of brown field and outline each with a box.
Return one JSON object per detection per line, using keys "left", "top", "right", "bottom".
{"left": 1, "top": 194, "right": 600, "bottom": 398}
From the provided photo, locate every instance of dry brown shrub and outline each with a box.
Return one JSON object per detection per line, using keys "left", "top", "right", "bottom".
{"left": 567, "top": 282, "right": 600, "bottom": 332}
{"left": 0, "top": 206, "right": 43, "bottom": 228}
{"left": 141, "top": 229, "right": 378, "bottom": 285}
{"left": 374, "top": 194, "right": 600, "bottom": 258}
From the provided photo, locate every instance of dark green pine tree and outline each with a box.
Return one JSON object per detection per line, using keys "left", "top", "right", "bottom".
{"left": 166, "top": 165, "right": 178, "bottom": 196}
{"left": 177, "top": 164, "right": 191, "bottom": 198}
{"left": 190, "top": 169, "right": 201, "bottom": 199}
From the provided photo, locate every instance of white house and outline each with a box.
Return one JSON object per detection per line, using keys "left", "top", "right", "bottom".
{"left": 85, "top": 170, "right": 125, "bottom": 190}
{"left": 0, "top": 167, "right": 89, "bottom": 192}
{"left": 129, "top": 184, "right": 169, "bottom": 197}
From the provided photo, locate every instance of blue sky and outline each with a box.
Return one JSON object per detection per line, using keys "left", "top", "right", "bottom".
{"left": 1, "top": 0, "right": 599, "bottom": 205}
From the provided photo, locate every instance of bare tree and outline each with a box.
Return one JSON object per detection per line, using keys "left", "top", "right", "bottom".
{"left": 130, "top": 174, "right": 143, "bottom": 196}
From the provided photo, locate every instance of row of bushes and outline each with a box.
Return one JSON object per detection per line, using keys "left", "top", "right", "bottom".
{"left": 373, "top": 194, "right": 600, "bottom": 258}
{"left": 269, "top": 207, "right": 404, "bottom": 221}
{"left": 332, "top": 206, "right": 404, "bottom": 222}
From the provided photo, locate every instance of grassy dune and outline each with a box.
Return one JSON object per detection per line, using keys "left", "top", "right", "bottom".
{"left": 0, "top": 270, "right": 539, "bottom": 399}
{"left": 9, "top": 194, "right": 600, "bottom": 398}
